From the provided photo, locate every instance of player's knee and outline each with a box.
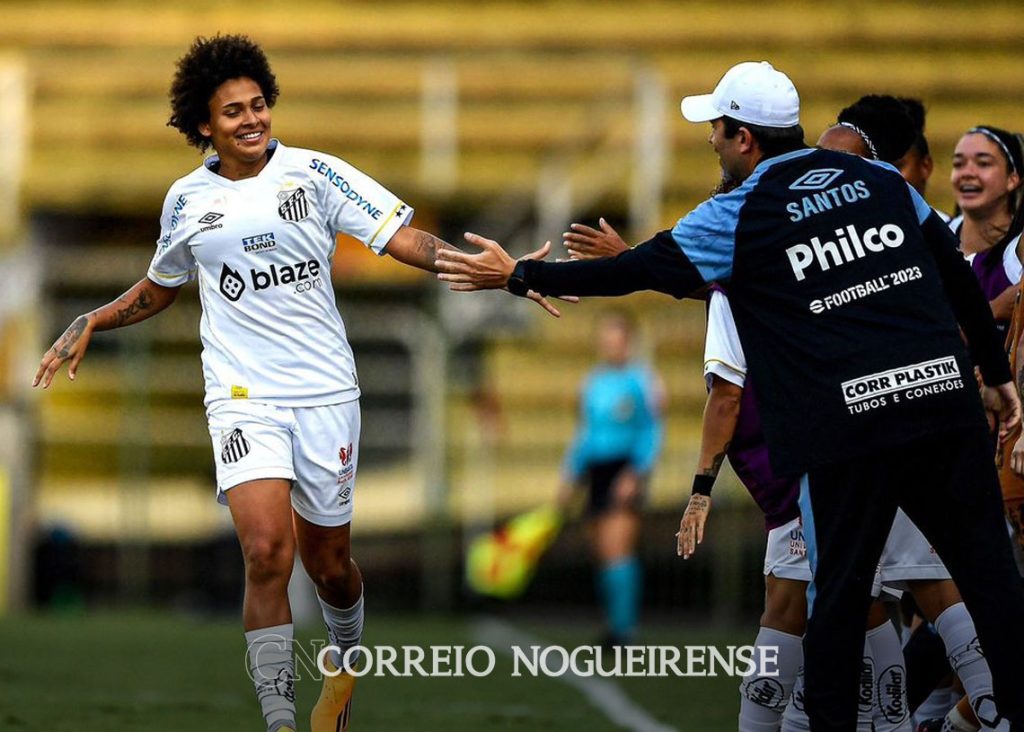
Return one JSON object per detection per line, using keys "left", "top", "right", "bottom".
{"left": 307, "top": 559, "right": 353, "bottom": 593}
{"left": 242, "top": 538, "right": 293, "bottom": 586}
{"left": 765, "top": 577, "right": 811, "bottom": 634}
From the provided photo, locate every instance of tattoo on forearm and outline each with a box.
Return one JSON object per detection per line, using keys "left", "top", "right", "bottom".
{"left": 54, "top": 316, "right": 88, "bottom": 358}
{"left": 113, "top": 288, "right": 154, "bottom": 327}
{"left": 700, "top": 441, "right": 731, "bottom": 477}
{"left": 413, "top": 231, "right": 451, "bottom": 272}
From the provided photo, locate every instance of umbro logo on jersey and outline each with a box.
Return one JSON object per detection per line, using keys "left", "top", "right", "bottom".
{"left": 278, "top": 188, "right": 309, "bottom": 222}
{"left": 789, "top": 168, "right": 843, "bottom": 191}
{"left": 220, "top": 263, "right": 246, "bottom": 301}
{"left": 220, "top": 428, "right": 250, "bottom": 464}
{"left": 199, "top": 211, "right": 224, "bottom": 232}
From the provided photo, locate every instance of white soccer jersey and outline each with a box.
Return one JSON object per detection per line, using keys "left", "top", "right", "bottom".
{"left": 148, "top": 140, "right": 413, "bottom": 408}
{"left": 703, "top": 289, "right": 747, "bottom": 390}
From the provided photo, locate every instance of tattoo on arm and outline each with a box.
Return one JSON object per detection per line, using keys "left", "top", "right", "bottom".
{"left": 412, "top": 230, "right": 454, "bottom": 273}
{"left": 700, "top": 441, "right": 731, "bottom": 477}
{"left": 113, "top": 288, "right": 154, "bottom": 327}
{"left": 685, "top": 495, "right": 710, "bottom": 514}
{"left": 54, "top": 316, "right": 88, "bottom": 358}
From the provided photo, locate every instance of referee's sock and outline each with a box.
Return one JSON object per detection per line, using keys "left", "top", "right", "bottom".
{"left": 245, "top": 623, "right": 297, "bottom": 732}
{"left": 738, "top": 626, "right": 801, "bottom": 732}
{"left": 318, "top": 587, "right": 365, "bottom": 670}
{"left": 598, "top": 557, "right": 641, "bottom": 642}
{"left": 934, "top": 603, "right": 999, "bottom": 729}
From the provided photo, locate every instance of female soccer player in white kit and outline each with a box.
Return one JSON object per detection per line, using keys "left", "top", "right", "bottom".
{"left": 32, "top": 35, "right": 558, "bottom": 732}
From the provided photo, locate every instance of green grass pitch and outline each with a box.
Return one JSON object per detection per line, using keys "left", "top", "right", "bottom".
{"left": 0, "top": 612, "right": 749, "bottom": 730}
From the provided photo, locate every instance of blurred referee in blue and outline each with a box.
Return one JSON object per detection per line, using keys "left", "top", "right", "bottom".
{"left": 434, "top": 61, "right": 1024, "bottom": 732}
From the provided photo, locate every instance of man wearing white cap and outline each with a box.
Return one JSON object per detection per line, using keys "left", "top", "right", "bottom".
{"left": 434, "top": 60, "right": 1024, "bottom": 731}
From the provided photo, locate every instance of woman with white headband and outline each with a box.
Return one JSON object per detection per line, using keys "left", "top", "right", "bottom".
{"left": 950, "top": 125, "right": 1024, "bottom": 334}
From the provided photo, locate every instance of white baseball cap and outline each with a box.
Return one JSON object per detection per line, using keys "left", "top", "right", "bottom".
{"left": 680, "top": 61, "right": 800, "bottom": 128}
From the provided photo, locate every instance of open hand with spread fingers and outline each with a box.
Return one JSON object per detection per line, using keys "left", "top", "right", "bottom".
{"left": 436, "top": 232, "right": 577, "bottom": 317}
{"left": 562, "top": 217, "right": 629, "bottom": 260}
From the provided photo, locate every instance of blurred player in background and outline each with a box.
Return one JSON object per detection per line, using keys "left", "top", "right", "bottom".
{"left": 949, "top": 126, "right": 1024, "bottom": 333}
{"left": 30, "top": 34, "right": 558, "bottom": 732}
{"left": 558, "top": 310, "right": 664, "bottom": 647}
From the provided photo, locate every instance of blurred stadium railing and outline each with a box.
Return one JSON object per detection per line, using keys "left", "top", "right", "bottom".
{"left": 8, "top": 1, "right": 1023, "bottom": 616}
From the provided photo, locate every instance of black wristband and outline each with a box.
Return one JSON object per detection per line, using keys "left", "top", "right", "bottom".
{"left": 507, "top": 260, "right": 531, "bottom": 297}
{"left": 691, "top": 474, "right": 715, "bottom": 497}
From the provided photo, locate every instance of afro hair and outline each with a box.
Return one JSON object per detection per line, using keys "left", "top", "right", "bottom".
{"left": 167, "top": 34, "right": 280, "bottom": 152}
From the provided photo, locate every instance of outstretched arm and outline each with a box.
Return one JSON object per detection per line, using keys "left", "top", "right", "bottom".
{"left": 34, "top": 277, "right": 180, "bottom": 388}
{"left": 436, "top": 230, "right": 705, "bottom": 300}
{"left": 678, "top": 376, "right": 742, "bottom": 559}
{"left": 385, "top": 226, "right": 575, "bottom": 317}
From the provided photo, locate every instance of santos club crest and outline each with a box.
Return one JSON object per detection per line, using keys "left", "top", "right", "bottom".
{"left": 278, "top": 187, "right": 309, "bottom": 222}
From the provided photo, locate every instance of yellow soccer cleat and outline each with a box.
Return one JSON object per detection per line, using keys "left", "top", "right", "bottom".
{"left": 311, "top": 656, "right": 355, "bottom": 732}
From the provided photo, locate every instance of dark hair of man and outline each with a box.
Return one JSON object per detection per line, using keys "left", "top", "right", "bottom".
{"left": 721, "top": 116, "right": 806, "bottom": 159}
{"left": 898, "top": 97, "right": 931, "bottom": 158}
{"left": 836, "top": 95, "right": 917, "bottom": 165}
{"left": 167, "top": 34, "right": 280, "bottom": 152}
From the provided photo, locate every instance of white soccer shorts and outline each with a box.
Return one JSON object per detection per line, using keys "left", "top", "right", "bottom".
{"left": 872, "top": 508, "right": 951, "bottom": 597}
{"left": 207, "top": 399, "right": 361, "bottom": 527}
{"left": 764, "top": 516, "right": 813, "bottom": 582}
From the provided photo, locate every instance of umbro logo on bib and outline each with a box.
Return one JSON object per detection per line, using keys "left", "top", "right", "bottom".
{"left": 220, "top": 428, "right": 250, "bottom": 464}
{"left": 278, "top": 188, "right": 309, "bottom": 222}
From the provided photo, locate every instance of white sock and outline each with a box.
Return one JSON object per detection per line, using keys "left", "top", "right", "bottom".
{"left": 245, "top": 623, "right": 296, "bottom": 732}
{"left": 318, "top": 587, "right": 364, "bottom": 670}
{"left": 782, "top": 665, "right": 810, "bottom": 732}
{"left": 780, "top": 645, "right": 875, "bottom": 732}
{"left": 739, "top": 627, "right": 802, "bottom": 731}
{"left": 913, "top": 685, "right": 958, "bottom": 728}
{"left": 934, "top": 603, "right": 1000, "bottom": 729}
{"left": 866, "top": 621, "right": 913, "bottom": 731}
{"left": 944, "top": 705, "right": 981, "bottom": 732}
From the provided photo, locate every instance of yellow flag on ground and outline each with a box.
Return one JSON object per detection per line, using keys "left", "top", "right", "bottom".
{"left": 466, "top": 505, "right": 564, "bottom": 599}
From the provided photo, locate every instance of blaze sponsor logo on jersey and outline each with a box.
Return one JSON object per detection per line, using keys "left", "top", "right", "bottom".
{"left": 785, "top": 222, "right": 905, "bottom": 281}
{"left": 309, "top": 158, "right": 386, "bottom": 220}
{"left": 251, "top": 260, "right": 323, "bottom": 293}
{"left": 220, "top": 263, "right": 246, "bottom": 301}
{"left": 278, "top": 187, "right": 309, "bottom": 222}
{"left": 220, "top": 428, "right": 250, "bottom": 464}
{"left": 242, "top": 232, "right": 277, "bottom": 254}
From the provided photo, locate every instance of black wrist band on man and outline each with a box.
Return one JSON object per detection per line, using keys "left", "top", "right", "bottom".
{"left": 691, "top": 474, "right": 715, "bottom": 497}
{"left": 507, "top": 260, "right": 531, "bottom": 297}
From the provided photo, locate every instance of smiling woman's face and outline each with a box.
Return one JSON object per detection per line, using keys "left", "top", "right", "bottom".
{"left": 951, "top": 132, "right": 1019, "bottom": 217}
{"left": 198, "top": 76, "right": 272, "bottom": 179}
